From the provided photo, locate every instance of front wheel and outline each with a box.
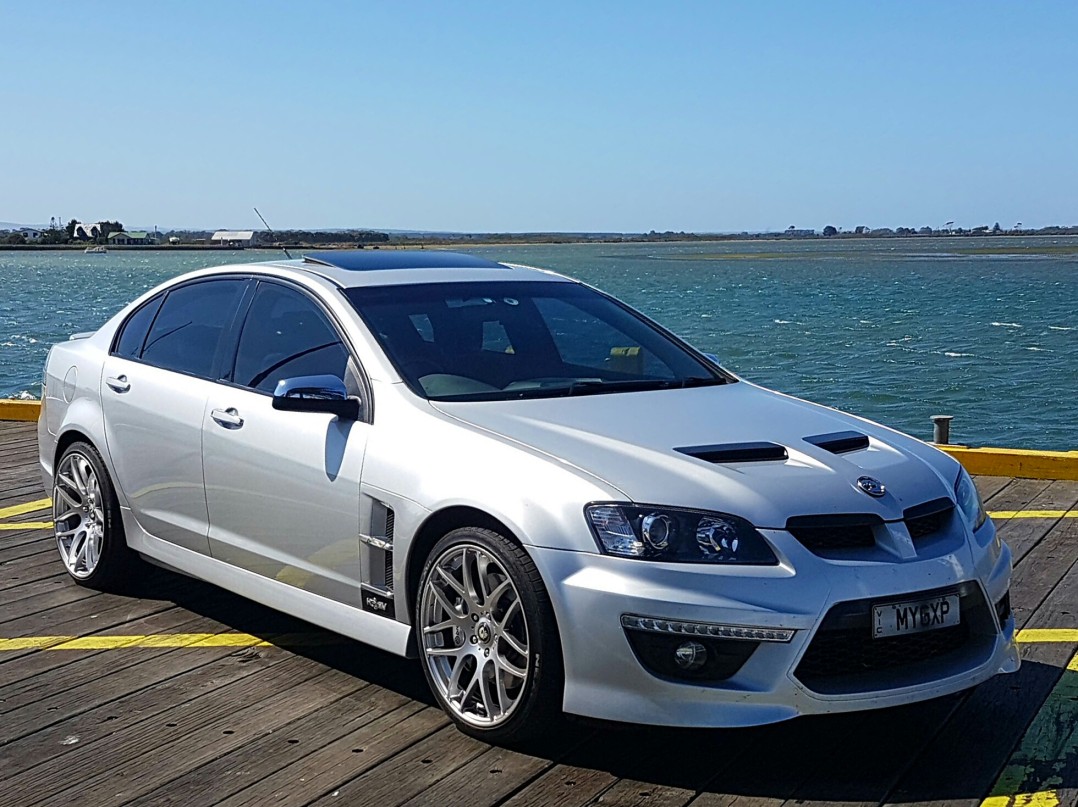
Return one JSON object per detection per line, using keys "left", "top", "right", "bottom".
{"left": 416, "top": 527, "right": 563, "bottom": 744}
{"left": 52, "top": 441, "right": 137, "bottom": 590}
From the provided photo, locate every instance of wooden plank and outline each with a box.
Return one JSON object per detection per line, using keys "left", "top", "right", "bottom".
{"left": 121, "top": 685, "right": 413, "bottom": 807}
{"left": 975, "top": 476, "right": 1013, "bottom": 503}
{"left": 0, "top": 607, "right": 215, "bottom": 706}
{"left": 1008, "top": 513, "right": 1078, "bottom": 629}
{"left": 45, "top": 668, "right": 364, "bottom": 807}
{"left": 396, "top": 743, "right": 553, "bottom": 807}
{"left": 996, "top": 479, "right": 1078, "bottom": 564}
{"left": 983, "top": 478, "right": 1054, "bottom": 512}
{"left": 0, "top": 539, "right": 52, "bottom": 564}
{"left": 0, "top": 654, "right": 333, "bottom": 807}
{"left": 215, "top": 705, "right": 446, "bottom": 807}
{"left": 0, "top": 642, "right": 293, "bottom": 781}
{"left": 305, "top": 724, "right": 489, "bottom": 807}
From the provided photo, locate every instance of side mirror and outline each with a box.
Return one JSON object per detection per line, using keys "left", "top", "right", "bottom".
{"left": 272, "top": 375, "right": 360, "bottom": 420}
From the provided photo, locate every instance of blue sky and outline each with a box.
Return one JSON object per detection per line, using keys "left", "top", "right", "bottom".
{"left": 4, "top": 2, "right": 1077, "bottom": 233}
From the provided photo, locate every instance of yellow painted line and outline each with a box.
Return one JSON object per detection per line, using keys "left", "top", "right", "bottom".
{"left": 0, "top": 633, "right": 349, "bottom": 650}
{"left": 1017, "top": 629, "right": 1078, "bottom": 644}
{"left": 990, "top": 510, "right": 1078, "bottom": 519}
{"left": 0, "top": 521, "right": 53, "bottom": 531}
{"left": 980, "top": 651, "right": 1078, "bottom": 807}
{"left": 982, "top": 792, "right": 1060, "bottom": 807}
{"left": 0, "top": 497, "right": 51, "bottom": 519}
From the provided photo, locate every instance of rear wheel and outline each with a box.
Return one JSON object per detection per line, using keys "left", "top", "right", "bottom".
{"left": 417, "top": 527, "right": 563, "bottom": 744}
{"left": 53, "top": 441, "right": 137, "bottom": 590}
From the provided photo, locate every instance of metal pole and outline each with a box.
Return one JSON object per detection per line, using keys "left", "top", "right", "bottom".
{"left": 931, "top": 415, "right": 953, "bottom": 445}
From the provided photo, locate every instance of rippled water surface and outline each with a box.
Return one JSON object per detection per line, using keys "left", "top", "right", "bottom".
{"left": 2, "top": 237, "right": 1075, "bottom": 449}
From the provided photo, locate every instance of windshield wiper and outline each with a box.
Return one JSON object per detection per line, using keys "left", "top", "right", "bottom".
{"left": 565, "top": 377, "right": 725, "bottom": 396}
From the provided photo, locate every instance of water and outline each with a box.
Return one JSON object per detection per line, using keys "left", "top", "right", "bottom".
{"left": 2, "top": 237, "right": 1075, "bottom": 449}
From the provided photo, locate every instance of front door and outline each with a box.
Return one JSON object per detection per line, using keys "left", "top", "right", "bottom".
{"left": 202, "top": 280, "right": 369, "bottom": 605}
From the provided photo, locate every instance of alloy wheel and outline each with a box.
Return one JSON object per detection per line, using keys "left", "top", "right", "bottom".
{"left": 53, "top": 452, "right": 105, "bottom": 579}
{"left": 419, "top": 543, "right": 530, "bottom": 728}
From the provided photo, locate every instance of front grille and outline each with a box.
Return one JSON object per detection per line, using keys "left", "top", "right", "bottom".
{"left": 787, "top": 514, "right": 880, "bottom": 552}
{"left": 789, "top": 498, "right": 956, "bottom": 556}
{"left": 797, "top": 622, "right": 969, "bottom": 681}
{"left": 795, "top": 582, "right": 993, "bottom": 693}
{"left": 903, "top": 498, "right": 954, "bottom": 542}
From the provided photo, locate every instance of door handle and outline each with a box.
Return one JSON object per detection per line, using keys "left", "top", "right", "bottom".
{"left": 210, "top": 408, "right": 244, "bottom": 429}
{"left": 105, "top": 375, "right": 130, "bottom": 393}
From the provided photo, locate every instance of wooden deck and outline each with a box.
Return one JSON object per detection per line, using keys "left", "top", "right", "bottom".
{"left": 1, "top": 418, "right": 1076, "bottom": 807}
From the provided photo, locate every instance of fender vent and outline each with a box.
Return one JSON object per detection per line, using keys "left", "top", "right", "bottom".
{"left": 804, "top": 431, "right": 870, "bottom": 455}
{"left": 675, "top": 442, "right": 788, "bottom": 464}
{"left": 384, "top": 509, "right": 395, "bottom": 591}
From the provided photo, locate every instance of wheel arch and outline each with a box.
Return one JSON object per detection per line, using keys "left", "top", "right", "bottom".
{"left": 404, "top": 505, "right": 523, "bottom": 625}
{"left": 55, "top": 427, "right": 95, "bottom": 469}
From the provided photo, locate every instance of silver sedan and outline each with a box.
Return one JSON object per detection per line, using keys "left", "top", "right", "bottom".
{"left": 38, "top": 250, "right": 1019, "bottom": 742}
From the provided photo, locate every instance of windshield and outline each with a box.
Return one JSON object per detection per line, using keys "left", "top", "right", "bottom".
{"left": 344, "top": 280, "right": 730, "bottom": 401}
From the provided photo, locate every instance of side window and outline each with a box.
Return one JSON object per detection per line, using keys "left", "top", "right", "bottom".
{"left": 141, "top": 280, "right": 246, "bottom": 378}
{"left": 232, "top": 283, "right": 349, "bottom": 394}
{"left": 113, "top": 293, "right": 164, "bottom": 359}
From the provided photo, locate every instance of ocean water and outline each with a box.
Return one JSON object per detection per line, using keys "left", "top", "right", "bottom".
{"left": 1, "top": 237, "right": 1075, "bottom": 449}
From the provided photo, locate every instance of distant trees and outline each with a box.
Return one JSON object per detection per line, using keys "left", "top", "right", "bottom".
{"left": 822, "top": 225, "right": 838, "bottom": 237}
{"left": 65, "top": 219, "right": 79, "bottom": 240}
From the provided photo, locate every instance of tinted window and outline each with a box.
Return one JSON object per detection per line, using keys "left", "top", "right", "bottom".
{"left": 233, "top": 283, "right": 349, "bottom": 393}
{"left": 346, "top": 281, "right": 724, "bottom": 401}
{"left": 141, "top": 280, "right": 246, "bottom": 378}
{"left": 113, "top": 293, "right": 163, "bottom": 359}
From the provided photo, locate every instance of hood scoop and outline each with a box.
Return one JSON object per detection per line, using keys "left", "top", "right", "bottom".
{"left": 804, "top": 430, "right": 870, "bottom": 455}
{"left": 675, "top": 441, "right": 788, "bottom": 464}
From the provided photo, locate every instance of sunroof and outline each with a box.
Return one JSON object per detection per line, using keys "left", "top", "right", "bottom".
{"left": 302, "top": 250, "right": 507, "bottom": 272}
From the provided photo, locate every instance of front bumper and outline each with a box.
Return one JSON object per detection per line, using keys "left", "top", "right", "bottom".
{"left": 531, "top": 520, "right": 1018, "bottom": 728}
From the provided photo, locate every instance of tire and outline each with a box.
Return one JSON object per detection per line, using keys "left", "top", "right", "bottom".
{"left": 416, "top": 527, "right": 564, "bottom": 745}
{"left": 52, "top": 441, "right": 138, "bottom": 590}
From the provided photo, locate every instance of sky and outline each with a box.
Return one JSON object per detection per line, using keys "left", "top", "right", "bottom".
{"left": 3, "top": 1, "right": 1077, "bottom": 233}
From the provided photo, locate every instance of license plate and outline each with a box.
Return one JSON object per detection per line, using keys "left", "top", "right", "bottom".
{"left": 872, "top": 594, "right": 960, "bottom": 638}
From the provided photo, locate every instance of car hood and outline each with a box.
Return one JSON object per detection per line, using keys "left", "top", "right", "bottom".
{"left": 431, "top": 381, "right": 960, "bottom": 529}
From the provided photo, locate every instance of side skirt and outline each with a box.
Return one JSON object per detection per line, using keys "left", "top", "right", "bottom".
{"left": 122, "top": 508, "right": 416, "bottom": 658}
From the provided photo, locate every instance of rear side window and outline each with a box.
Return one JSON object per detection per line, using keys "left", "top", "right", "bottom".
{"left": 232, "top": 283, "right": 349, "bottom": 393}
{"left": 141, "top": 280, "right": 246, "bottom": 378}
{"left": 113, "top": 293, "right": 164, "bottom": 359}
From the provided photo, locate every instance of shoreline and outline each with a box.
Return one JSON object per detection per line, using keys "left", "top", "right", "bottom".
{"left": 4, "top": 233, "right": 1078, "bottom": 252}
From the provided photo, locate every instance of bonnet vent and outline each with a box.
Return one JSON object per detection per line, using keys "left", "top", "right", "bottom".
{"left": 675, "top": 442, "right": 788, "bottom": 464}
{"left": 804, "top": 430, "right": 870, "bottom": 455}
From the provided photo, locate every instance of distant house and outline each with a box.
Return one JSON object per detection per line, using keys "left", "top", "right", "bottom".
{"left": 18, "top": 228, "right": 42, "bottom": 241}
{"left": 73, "top": 222, "right": 104, "bottom": 240}
{"left": 211, "top": 230, "right": 257, "bottom": 247}
{"left": 107, "top": 230, "right": 157, "bottom": 246}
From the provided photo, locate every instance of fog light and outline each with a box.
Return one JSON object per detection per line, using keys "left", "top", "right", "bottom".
{"left": 674, "top": 640, "right": 708, "bottom": 671}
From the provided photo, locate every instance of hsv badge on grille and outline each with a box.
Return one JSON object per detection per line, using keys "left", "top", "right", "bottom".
{"left": 856, "top": 476, "right": 886, "bottom": 497}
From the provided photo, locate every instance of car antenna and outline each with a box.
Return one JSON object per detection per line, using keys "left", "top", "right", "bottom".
{"left": 253, "top": 207, "right": 292, "bottom": 260}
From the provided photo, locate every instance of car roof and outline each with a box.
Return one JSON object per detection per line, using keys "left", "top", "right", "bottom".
{"left": 250, "top": 249, "right": 567, "bottom": 288}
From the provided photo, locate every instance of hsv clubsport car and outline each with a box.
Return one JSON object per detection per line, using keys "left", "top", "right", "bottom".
{"left": 37, "top": 250, "right": 1018, "bottom": 742}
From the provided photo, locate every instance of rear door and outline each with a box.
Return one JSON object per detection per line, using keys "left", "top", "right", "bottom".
{"left": 202, "top": 280, "right": 370, "bottom": 605}
{"left": 101, "top": 278, "right": 249, "bottom": 554}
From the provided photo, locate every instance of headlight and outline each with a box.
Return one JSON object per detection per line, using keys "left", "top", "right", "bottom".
{"left": 954, "top": 468, "right": 987, "bottom": 531}
{"left": 585, "top": 503, "right": 778, "bottom": 564}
